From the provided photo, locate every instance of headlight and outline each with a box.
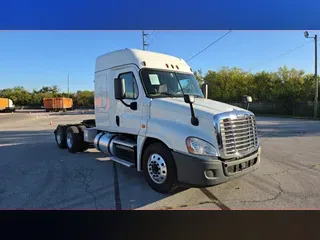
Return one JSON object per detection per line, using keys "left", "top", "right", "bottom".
{"left": 186, "top": 137, "right": 218, "bottom": 157}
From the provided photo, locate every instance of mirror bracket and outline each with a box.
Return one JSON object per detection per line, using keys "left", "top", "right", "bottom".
{"left": 119, "top": 100, "right": 137, "bottom": 111}
{"left": 129, "top": 102, "right": 137, "bottom": 111}
{"left": 184, "top": 94, "right": 199, "bottom": 126}
{"left": 120, "top": 99, "right": 130, "bottom": 107}
{"left": 191, "top": 115, "right": 199, "bottom": 126}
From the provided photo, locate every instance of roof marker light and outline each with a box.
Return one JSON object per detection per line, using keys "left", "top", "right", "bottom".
{"left": 141, "top": 61, "right": 146, "bottom": 66}
{"left": 171, "top": 64, "right": 174, "bottom": 69}
{"left": 176, "top": 65, "right": 179, "bottom": 70}
{"left": 166, "top": 64, "right": 169, "bottom": 68}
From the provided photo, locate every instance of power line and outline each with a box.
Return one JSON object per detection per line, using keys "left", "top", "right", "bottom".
{"left": 147, "top": 30, "right": 156, "bottom": 39}
{"left": 142, "top": 30, "right": 157, "bottom": 50}
{"left": 147, "top": 31, "right": 157, "bottom": 49}
{"left": 187, "top": 30, "right": 232, "bottom": 62}
{"left": 250, "top": 40, "right": 314, "bottom": 72}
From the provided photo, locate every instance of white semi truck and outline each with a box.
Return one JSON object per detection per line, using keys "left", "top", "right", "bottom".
{"left": 54, "top": 49, "right": 261, "bottom": 193}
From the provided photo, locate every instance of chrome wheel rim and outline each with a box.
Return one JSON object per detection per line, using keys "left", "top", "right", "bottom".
{"left": 147, "top": 153, "right": 167, "bottom": 184}
{"left": 67, "top": 132, "right": 73, "bottom": 148}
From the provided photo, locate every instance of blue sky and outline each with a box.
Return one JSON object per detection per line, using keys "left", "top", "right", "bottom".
{"left": 0, "top": 31, "right": 317, "bottom": 92}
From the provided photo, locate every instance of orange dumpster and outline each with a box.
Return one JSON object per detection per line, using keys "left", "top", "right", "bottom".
{"left": 43, "top": 97, "right": 73, "bottom": 112}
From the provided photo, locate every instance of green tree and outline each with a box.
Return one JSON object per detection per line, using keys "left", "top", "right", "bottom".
{"left": 203, "top": 67, "right": 254, "bottom": 102}
{"left": 73, "top": 90, "right": 94, "bottom": 106}
{"left": 194, "top": 69, "right": 204, "bottom": 85}
{"left": 1, "top": 66, "right": 318, "bottom": 116}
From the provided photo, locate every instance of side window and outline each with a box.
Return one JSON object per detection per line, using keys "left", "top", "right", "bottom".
{"left": 119, "top": 72, "right": 139, "bottom": 99}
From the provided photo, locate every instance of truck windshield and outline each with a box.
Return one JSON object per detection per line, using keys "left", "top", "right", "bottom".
{"left": 141, "top": 70, "right": 204, "bottom": 98}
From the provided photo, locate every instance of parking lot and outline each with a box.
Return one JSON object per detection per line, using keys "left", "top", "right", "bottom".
{"left": 0, "top": 111, "right": 319, "bottom": 209}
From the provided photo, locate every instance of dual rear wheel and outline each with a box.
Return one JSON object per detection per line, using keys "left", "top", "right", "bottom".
{"left": 55, "top": 126, "right": 177, "bottom": 193}
{"left": 55, "top": 125, "right": 89, "bottom": 153}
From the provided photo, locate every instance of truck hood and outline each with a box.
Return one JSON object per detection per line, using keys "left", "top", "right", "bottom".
{"left": 151, "top": 97, "right": 247, "bottom": 119}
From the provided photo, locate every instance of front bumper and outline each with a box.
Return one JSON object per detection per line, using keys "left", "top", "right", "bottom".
{"left": 172, "top": 146, "right": 261, "bottom": 187}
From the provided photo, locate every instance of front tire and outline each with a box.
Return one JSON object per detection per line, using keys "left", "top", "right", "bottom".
{"left": 142, "top": 142, "right": 177, "bottom": 193}
{"left": 66, "top": 126, "right": 81, "bottom": 153}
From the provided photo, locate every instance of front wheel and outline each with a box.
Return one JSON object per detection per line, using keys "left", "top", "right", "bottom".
{"left": 142, "top": 142, "right": 177, "bottom": 193}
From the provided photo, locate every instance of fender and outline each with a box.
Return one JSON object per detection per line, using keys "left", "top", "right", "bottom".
{"left": 136, "top": 116, "right": 217, "bottom": 171}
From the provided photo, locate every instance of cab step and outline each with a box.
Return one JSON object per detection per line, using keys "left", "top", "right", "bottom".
{"left": 110, "top": 156, "right": 135, "bottom": 168}
{"left": 112, "top": 139, "right": 137, "bottom": 148}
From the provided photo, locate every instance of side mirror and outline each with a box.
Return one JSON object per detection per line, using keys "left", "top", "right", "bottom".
{"left": 201, "top": 84, "right": 208, "bottom": 99}
{"left": 184, "top": 94, "right": 195, "bottom": 104}
{"left": 114, "top": 78, "right": 126, "bottom": 100}
{"left": 184, "top": 95, "right": 198, "bottom": 126}
{"left": 242, "top": 95, "right": 252, "bottom": 110}
{"left": 114, "top": 78, "right": 138, "bottom": 111}
{"left": 242, "top": 95, "right": 252, "bottom": 103}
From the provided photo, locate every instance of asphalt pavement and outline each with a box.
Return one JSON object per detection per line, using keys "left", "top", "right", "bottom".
{"left": 0, "top": 111, "right": 319, "bottom": 209}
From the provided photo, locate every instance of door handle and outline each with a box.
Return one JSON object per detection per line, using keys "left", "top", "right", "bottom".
{"left": 116, "top": 116, "right": 120, "bottom": 126}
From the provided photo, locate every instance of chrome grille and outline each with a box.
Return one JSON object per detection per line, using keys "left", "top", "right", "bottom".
{"left": 219, "top": 114, "right": 258, "bottom": 158}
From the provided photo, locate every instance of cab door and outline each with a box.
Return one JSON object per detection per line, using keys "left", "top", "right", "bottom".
{"left": 113, "top": 66, "right": 144, "bottom": 135}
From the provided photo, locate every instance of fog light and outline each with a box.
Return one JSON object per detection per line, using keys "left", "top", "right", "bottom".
{"left": 205, "top": 170, "right": 215, "bottom": 178}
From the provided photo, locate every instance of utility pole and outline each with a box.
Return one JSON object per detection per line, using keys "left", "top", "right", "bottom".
{"left": 304, "top": 31, "right": 318, "bottom": 118}
{"left": 142, "top": 30, "right": 149, "bottom": 50}
{"left": 315, "top": 34, "right": 318, "bottom": 118}
{"left": 67, "top": 74, "right": 70, "bottom": 98}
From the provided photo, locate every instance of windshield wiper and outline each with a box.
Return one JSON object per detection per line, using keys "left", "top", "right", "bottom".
{"left": 159, "top": 92, "right": 177, "bottom": 97}
{"left": 181, "top": 93, "right": 203, "bottom": 98}
{"left": 161, "top": 92, "right": 203, "bottom": 98}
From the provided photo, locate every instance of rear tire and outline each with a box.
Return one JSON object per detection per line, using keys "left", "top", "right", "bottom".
{"left": 54, "top": 125, "right": 67, "bottom": 149}
{"left": 66, "top": 126, "right": 81, "bottom": 153}
{"left": 142, "top": 142, "right": 177, "bottom": 193}
{"left": 77, "top": 125, "right": 89, "bottom": 152}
